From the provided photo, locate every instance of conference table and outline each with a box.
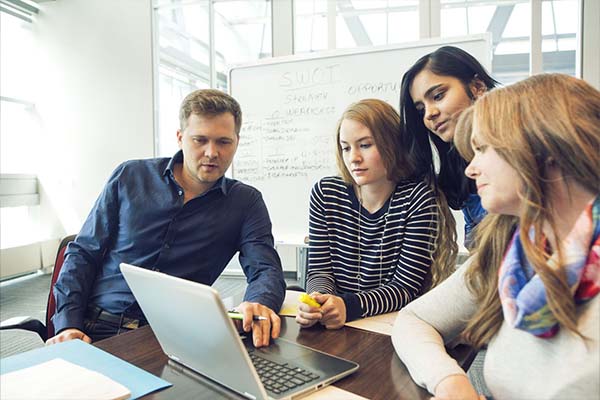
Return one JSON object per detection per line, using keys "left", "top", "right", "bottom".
{"left": 95, "top": 316, "right": 474, "bottom": 400}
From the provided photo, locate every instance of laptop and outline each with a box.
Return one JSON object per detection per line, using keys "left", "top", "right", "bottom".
{"left": 119, "top": 263, "right": 359, "bottom": 400}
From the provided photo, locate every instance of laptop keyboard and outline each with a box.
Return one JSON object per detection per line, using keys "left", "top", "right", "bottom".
{"left": 248, "top": 350, "right": 321, "bottom": 395}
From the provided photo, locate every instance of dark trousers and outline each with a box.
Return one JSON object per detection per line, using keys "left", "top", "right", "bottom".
{"left": 83, "top": 307, "right": 147, "bottom": 342}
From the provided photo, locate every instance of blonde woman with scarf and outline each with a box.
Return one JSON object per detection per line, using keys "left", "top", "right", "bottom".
{"left": 392, "top": 74, "right": 599, "bottom": 400}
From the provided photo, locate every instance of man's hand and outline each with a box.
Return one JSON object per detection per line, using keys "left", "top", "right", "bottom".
{"left": 46, "top": 328, "right": 92, "bottom": 345}
{"left": 432, "top": 374, "right": 485, "bottom": 400}
{"left": 236, "top": 301, "right": 280, "bottom": 348}
{"left": 295, "top": 292, "right": 323, "bottom": 328}
{"left": 314, "top": 293, "right": 346, "bottom": 329}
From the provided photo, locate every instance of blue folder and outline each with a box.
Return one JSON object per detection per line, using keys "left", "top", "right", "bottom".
{"left": 0, "top": 339, "right": 171, "bottom": 399}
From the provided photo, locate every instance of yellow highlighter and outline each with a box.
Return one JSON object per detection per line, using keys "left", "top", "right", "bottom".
{"left": 299, "top": 293, "right": 321, "bottom": 308}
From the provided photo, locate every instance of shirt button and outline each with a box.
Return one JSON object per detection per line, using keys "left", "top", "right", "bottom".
{"left": 164, "top": 243, "right": 170, "bottom": 249}
{"left": 178, "top": 190, "right": 183, "bottom": 196}
{"left": 356, "top": 274, "right": 360, "bottom": 280}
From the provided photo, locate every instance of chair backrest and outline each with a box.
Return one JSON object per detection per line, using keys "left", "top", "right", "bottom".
{"left": 45, "top": 234, "right": 76, "bottom": 338}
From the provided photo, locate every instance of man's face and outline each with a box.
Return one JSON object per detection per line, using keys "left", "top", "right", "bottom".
{"left": 177, "top": 112, "right": 238, "bottom": 193}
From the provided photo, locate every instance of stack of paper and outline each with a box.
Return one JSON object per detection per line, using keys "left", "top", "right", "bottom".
{"left": 1, "top": 358, "right": 130, "bottom": 400}
{"left": 279, "top": 290, "right": 303, "bottom": 316}
{"left": 344, "top": 311, "right": 399, "bottom": 336}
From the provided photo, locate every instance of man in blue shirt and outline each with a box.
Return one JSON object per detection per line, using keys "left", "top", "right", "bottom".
{"left": 47, "top": 89, "right": 286, "bottom": 348}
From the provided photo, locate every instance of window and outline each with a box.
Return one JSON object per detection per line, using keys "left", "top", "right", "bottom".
{"left": 153, "top": 0, "right": 272, "bottom": 157}
{"left": 294, "top": 0, "right": 329, "bottom": 52}
{"left": 214, "top": 0, "right": 272, "bottom": 88}
{"left": 440, "top": 0, "right": 578, "bottom": 84}
{"left": 293, "top": 0, "right": 579, "bottom": 83}
{"left": 154, "top": 1, "right": 211, "bottom": 157}
{"left": 294, "top": 0, "right": 419, "bottom": 53}
{"left": 541, "top": 0, "right": 577, "bottom": 75}
{"left": 0, "top": 10, "right": 42, "bottom": 251}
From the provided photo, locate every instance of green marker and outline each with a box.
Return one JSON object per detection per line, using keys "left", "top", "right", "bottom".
{"left": 227, "top": 311, "right": 268, "bottom": 321}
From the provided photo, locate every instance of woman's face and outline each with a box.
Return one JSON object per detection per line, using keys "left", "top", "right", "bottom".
{"left": 464, "top": 125, "right": 522, "bottom": 216}
{"left": 339, "top": 118, "right": 389, "bottom": 187}
{"left": 409, "top": 69, "right": 485, "bottom": 142}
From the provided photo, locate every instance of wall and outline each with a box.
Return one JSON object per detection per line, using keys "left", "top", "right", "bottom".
{"left": 0, "top": 0, "right": 155, "bottom": 278}
{"left": 35, "top": 0, "right": 155, "bottom": 237}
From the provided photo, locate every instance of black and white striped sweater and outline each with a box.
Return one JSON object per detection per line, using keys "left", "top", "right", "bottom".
{"left": 306, "top": 176, "right": 438, "bottom": 321}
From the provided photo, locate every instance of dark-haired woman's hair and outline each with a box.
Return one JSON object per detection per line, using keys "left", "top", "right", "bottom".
{"left": 399, "top": 46, "right": 499, "bottom": 209}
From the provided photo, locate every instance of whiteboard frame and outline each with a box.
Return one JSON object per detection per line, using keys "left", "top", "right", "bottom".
{"left": 228, "top": 34, "right": 491, "bottom": 82}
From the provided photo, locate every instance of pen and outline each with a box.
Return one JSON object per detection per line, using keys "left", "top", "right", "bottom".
{"left": 227, "top": 311, "right": 268, "bottom": 321}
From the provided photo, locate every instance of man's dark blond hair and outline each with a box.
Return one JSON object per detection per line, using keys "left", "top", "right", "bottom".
{"left": 179, "top": 89, "right": 242, "bottom": 134}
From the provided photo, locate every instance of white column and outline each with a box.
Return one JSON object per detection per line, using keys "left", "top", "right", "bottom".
{"left": 327, "top": 0, "right": 336, "bottom": 50}
{"left": 530, "top": 0, "right": 543, "bottom": 75}
{"left": 419, "top": 0, "right": 441, "bottom": 39}
{"left": 430, "top": 0, "right": 440, "bottom": 38}
{"left": 272, "top": 0, "right": 294, "bottom": 56}
{"left": 209, "top": 0, "right": 216, "bottom": 87}
{"left": 580, "top": 0, "right": 600, "bottom": 88}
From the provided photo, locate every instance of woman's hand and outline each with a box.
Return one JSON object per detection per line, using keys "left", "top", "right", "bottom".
{"left": 295, "top": 292, "right": 323, "bottom": 328}
{"left": 314, "top": 293, "right": 346, "bottom": 329}
{"left": 432, "top": 375, "right": 485, "bottom": 400}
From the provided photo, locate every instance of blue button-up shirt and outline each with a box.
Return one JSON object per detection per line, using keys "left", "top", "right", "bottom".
{"left": 52, "top": 151, "right": 286, "bottom": 333}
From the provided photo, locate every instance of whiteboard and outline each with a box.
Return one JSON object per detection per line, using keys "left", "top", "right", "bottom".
{"left": 229, "top": 35, "right": 491, "bottom": 246}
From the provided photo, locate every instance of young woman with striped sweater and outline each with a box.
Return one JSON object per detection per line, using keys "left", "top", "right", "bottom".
{"left": 296, "top": 99, "right": 456, "bottom": 329}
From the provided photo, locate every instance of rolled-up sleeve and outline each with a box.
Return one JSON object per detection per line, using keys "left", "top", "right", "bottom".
{"left": 238, "top": 191, "right": 286, "bottom": 313}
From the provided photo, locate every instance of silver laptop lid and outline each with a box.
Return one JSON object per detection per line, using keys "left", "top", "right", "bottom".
{"left": 120, "top": 263, "right": 269, "bottom": 400}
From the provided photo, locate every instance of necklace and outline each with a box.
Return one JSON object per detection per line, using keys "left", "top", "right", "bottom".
{"left": 356, "top": 188, "right": 393, "bottom": 290}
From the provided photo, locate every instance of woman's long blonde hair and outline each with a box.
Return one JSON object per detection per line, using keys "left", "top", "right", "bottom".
{"left": 454, "top": 74, "right": 600, "bottom": 348}
{"left": 335, "top": 99, "right": 457, "bottom": 290}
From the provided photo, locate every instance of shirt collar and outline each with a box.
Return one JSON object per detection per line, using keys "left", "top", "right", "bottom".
{"left": 164, "top": 150, "right": 183, "bottom": 176}
{"left": 164, "top": 150, "right": 230, "bottom": 196}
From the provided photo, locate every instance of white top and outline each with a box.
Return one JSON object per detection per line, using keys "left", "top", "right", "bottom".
{"left": 392, "top": 261, "right": 600, "bottom": 400}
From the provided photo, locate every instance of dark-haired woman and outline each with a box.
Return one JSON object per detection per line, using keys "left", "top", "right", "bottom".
{"left": 399, "top": 45, "right": 498, "bottom": 248}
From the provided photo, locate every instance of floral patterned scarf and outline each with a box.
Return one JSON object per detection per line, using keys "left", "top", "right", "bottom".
{"left": 498, "top": 196, "right": 600, "bottom": 338}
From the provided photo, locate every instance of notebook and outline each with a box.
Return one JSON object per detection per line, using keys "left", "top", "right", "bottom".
{"left": 1, "top": 358, "right": 130, "bottom": 400}
{"left": 120, "top": 263, "right": 358, "bottom": 400}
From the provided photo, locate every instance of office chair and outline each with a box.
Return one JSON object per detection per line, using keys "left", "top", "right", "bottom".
{"left": 286, "top": 285, "right": 305, "bottom": 292}
{"left": 0, "top": 234, "right": 76, "bottom": 342}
